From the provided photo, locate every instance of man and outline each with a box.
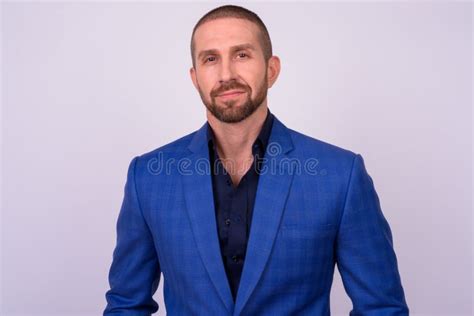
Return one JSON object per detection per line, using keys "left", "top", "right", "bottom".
{"left": 104, "top": 5, "right": 409, "bottom": 316}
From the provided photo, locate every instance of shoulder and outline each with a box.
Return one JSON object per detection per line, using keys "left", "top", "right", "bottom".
{"left": 142, "top": 131, "right": 195, "bottom": 159}
{"left": 130, "top": 129, "right": 197, "bottom": 176}
{"left": 286, "top": 127, "right": 358, "bottom": 172}
{"left": 284, "top": 128, "right": 367, "bottom": 206}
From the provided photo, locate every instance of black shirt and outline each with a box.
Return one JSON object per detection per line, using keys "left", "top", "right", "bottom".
{"left": 206, "top": 108, "right": 274, "bottom": 301}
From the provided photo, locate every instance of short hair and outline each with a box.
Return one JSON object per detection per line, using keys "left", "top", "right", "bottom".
{"left": 190, "top": 5, "right": 273, "bottom": 68}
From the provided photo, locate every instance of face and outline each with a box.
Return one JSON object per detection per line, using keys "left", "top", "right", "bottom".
{"left": 190, "top": 18, "right": 280, "bottom": 123}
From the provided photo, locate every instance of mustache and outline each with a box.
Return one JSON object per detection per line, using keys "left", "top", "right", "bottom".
{"left": 212, "top": 82, "right": 249, "bottom": 97}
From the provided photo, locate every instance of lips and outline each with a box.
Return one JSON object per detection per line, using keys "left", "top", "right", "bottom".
{"left": 218, "top": 90, "right": 245, "bottom": 97}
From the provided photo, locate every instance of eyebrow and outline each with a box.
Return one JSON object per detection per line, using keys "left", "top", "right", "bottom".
{"left": 197, "top": 43, "right": 256, "bottom": 61}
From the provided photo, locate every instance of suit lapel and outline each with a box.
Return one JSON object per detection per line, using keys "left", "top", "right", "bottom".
{"left": 182, "top": 115, "right": 295, "bottom": 316}
{"left": 233, "top": 116, "right": 295, "bottom": 316}
{"left": 182, "top": 122, "right": 234, "bottom": 314}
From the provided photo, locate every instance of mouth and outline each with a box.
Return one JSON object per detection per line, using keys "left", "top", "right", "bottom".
{"left": 217, "top": 90, "right": 246, "bottom": 98}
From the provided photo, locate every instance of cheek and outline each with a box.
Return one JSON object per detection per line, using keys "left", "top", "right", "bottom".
{"left": 246, "top": 73, "right": 267, "bottom": 95}
{"left": 197, "top": 72, "right": 217, "bottom": 93}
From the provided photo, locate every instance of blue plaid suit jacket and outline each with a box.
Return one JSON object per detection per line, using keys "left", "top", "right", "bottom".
{"left": 104, "top": 115, "right": 409, "bottom": 315}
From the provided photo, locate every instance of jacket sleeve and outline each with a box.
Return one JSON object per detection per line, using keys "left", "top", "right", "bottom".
{"left": 335, "top": 154, "right": 409, "bottom": 315}
{"left": 104, "top": 156, "right": 161, "bottom": 315}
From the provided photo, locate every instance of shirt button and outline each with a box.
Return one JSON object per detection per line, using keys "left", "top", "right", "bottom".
{"left": 232, "top": 255, "right": 239, "bottom": 263}
{"left": 226, "top": 179, "right": 232, "bottom": 186}
{"left": 225, "top": 218, "right": 231, "bottom": 226}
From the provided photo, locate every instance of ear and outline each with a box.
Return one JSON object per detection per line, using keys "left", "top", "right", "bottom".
{"left": 190, "top": 67, "right": 198, "bottom": 90}
{"left": 266, "top": 56, "right": 281, "bottom": 89}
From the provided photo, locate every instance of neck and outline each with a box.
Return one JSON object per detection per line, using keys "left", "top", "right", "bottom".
{"left": 206, "top": 104, "right": 268, "bottom": 161}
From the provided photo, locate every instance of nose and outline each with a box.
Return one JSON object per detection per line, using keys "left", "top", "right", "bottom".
{"left": 218, "top": 58, "right": 237, "bottom": 83}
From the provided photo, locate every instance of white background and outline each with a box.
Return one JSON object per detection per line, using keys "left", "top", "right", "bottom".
{"left": 2, "top": 2, "right": 472, "bottom": 315}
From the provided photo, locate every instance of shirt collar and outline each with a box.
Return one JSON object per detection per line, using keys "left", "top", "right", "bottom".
{"left": 207, "top": 107, "right": 274, "bottom": 152}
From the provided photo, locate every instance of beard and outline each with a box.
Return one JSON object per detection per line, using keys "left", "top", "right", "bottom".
{"left": 197, "top": 71, "right": 268, "bottom": 123}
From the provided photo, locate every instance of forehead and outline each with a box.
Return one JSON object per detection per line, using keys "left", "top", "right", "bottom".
{"left": 194, "top": 18, "right": 261, "bottom": 53}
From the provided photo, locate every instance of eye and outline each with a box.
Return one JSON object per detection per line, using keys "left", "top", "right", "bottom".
{"left": 237, "top": 52, "right": 248, "bottom": 59}
{"left": 205, "top": 56, "right": 216, "bottom": 63}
